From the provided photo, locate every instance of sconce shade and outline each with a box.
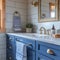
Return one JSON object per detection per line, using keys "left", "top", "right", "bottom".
{"left": 32, "top": 1, "right": 38, "bottom": 7}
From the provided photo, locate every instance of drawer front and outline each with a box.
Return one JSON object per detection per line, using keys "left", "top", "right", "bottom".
{"left": 36, "top": 41, "right": 60, "bottom": 59}
{"left": 7, "top": 44, "right": 15, "bottom": 52}
{"left": 7, "top": 40, "right": 16, "bottom": 52}
{"left": 6, "top": 35, "right": 15, "bottom": 42}
{"left": 36, "top": 53, "right": 54, "bottom": 60}
{"left": 7, "top": 53, "right": 15, "bottom": 60}
{"left": 15, "top": 36, "right": 35, "bottom": 50}
{"left": 7, "top": 49, "right": 16, "bottom": 60}
{"left": 6, "top": 35, "right": 16, "bottom": 60}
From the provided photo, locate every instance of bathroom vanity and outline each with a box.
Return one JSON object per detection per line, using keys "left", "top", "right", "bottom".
{"left": 6, "top": 33, "right": 60, "bottom": 60}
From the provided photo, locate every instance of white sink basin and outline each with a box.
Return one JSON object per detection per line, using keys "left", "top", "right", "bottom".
{"left": 23, "top": 33, "right": 49, "bottom": 38}
{"left": 31, "top": 34, "right": 49, "bottom": 37}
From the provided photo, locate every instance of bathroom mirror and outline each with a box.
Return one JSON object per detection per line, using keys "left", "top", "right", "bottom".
{"left": 38, "top": 0, "right": 59, "bottom": 22}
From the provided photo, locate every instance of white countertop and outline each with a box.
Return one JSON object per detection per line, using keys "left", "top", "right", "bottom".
{"left": 7, "top": 33, "right": 60, "bottom": 46}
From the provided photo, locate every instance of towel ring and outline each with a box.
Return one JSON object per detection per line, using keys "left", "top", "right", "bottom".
{"left": 13, "top": 11, "right": 20, "bottom": 16}
{"left": 26, "top": 44, "right": 32, "bottom": 46}
{"left": 16, "top": 40, "right": 33, "bottom": 47}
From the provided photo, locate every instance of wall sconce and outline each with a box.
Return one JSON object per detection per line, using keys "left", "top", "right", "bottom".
{"left": 32, "top": 1, "right": 39, "bottom": 7}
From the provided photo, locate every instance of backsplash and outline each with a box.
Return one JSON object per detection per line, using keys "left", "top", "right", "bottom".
{"left": 6, "top": 0, "right": 28, "bottom": 32}
{"left": 27, "top": 0, "right": 60, "bottom": 33}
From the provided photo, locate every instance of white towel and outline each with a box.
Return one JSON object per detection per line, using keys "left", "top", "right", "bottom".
{"left": 16, "top": 53, "right": 27, "bottom": 60}
{"left": 16, "top": 41, "right": 27, "bottom": 57}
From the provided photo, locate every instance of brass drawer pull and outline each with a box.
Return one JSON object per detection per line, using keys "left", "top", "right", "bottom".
{"left": 47, "top": 49, "right": 54, "bottom": 55}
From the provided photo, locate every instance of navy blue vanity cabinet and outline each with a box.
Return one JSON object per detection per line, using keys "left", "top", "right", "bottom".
{"left": 36, "top": 52, "right": 54, "bottom": 60}
{"left": 15, "top": 36, "right": 36, "bottom": 60}
{"left": 6, "top": 35, "right": 16, "bottom": 60}
{"left": 36, "top": 41, "right": 60, "bottom": 60}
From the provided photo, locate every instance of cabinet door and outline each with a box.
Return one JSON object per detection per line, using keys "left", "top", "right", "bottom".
{"left": 16, "top": 41, "right": 35, "bottom": 60}
{"left": 27, "top": 47, "right": 35, "bottom": 60}
{"left": 6, "top": 35, "right": 16, "bottom": 60}
{"left": 7, "top": 49, "right": 16, "bottom": 60}
{"left": 36, "top": 53, "right": 54, "bottom": 60}
{"left": 15, "top": 36, "right": 36, "bottom": 60}
{"left": 36, "top": 41, "right": 60, "bottom": 60}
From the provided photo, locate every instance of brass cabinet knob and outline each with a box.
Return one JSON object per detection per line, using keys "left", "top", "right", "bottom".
{"left": 47, "top": 49, "right": 54, "bottom": 55}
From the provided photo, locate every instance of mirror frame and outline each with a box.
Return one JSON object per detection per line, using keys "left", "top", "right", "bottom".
{"left": 38, "top": 0, "right": 59, "bottom": 22}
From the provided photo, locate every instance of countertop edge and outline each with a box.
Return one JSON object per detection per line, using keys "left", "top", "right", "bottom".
{"left": 7, "top": 33, "right": 60, "bottom": 46}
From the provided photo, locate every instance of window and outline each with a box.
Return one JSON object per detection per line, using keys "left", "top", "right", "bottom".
{"left": 49, "top": 3, "right": 56, "bottom": 18}
{"left": 0, "top": 0, "right": 5, "bottom": 32}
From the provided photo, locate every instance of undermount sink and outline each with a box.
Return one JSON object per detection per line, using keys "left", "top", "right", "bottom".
{"left": 32, "top": 34, "right": 49, "bottom": 37}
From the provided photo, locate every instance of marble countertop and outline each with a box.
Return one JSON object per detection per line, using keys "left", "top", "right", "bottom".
{"left": 7, "top": 33, "right": 60, "bottom": 46}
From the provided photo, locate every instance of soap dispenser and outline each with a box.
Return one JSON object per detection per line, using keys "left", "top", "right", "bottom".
{"left": 51, "top": 25, "right": 55, "bottom": 35}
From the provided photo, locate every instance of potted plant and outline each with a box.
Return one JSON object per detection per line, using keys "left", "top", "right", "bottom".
{"left": 26, "top": 23, "right": 33, "bottom": 33}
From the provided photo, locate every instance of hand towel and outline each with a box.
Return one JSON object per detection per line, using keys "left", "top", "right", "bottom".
{"left": 16, "top": 41, "right": 27, "bottom": 57}
{"left": 16, "top": 53, "right": 27, "bottom": 60}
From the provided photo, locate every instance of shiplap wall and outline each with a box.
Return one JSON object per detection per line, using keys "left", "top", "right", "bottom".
{"left": 6, "top": 0, "right": 28, "bottom": 32}
{"left": 0, "top": 33, "right": 6, "bottom": 60}
{"left": 0, "top": 0, "right": 28, "bottom": 60}
{"left": 27, "top": 0, "right": 60, "bottom": 33}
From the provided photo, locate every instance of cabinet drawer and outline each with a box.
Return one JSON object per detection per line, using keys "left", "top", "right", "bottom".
{"left": 36, "top": 53, "right": 53, "bottom": 60}
{"left": 7, "top": 53, "right": 14, "bottom": 60}
{"left": 6, "top": 35, "right": 15, "bottom": 42}
{"left": 7, "top": 50, "right": 16, "bottom": 60}
{"left": 6, "top": 35, "right": 16, "bottom": 60}
{"left": 36, "top": 41, "right": 60, "bottom": 60}
{"left": 7, "top": 44, "right": 15, "bottom": 51}
{"left": 15, "top": 36, "right": 36, "bottom": 50}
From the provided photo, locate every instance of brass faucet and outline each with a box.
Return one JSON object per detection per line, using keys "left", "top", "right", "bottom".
{"left": 40, "top": 27, "right": 46, "bottom": 34}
